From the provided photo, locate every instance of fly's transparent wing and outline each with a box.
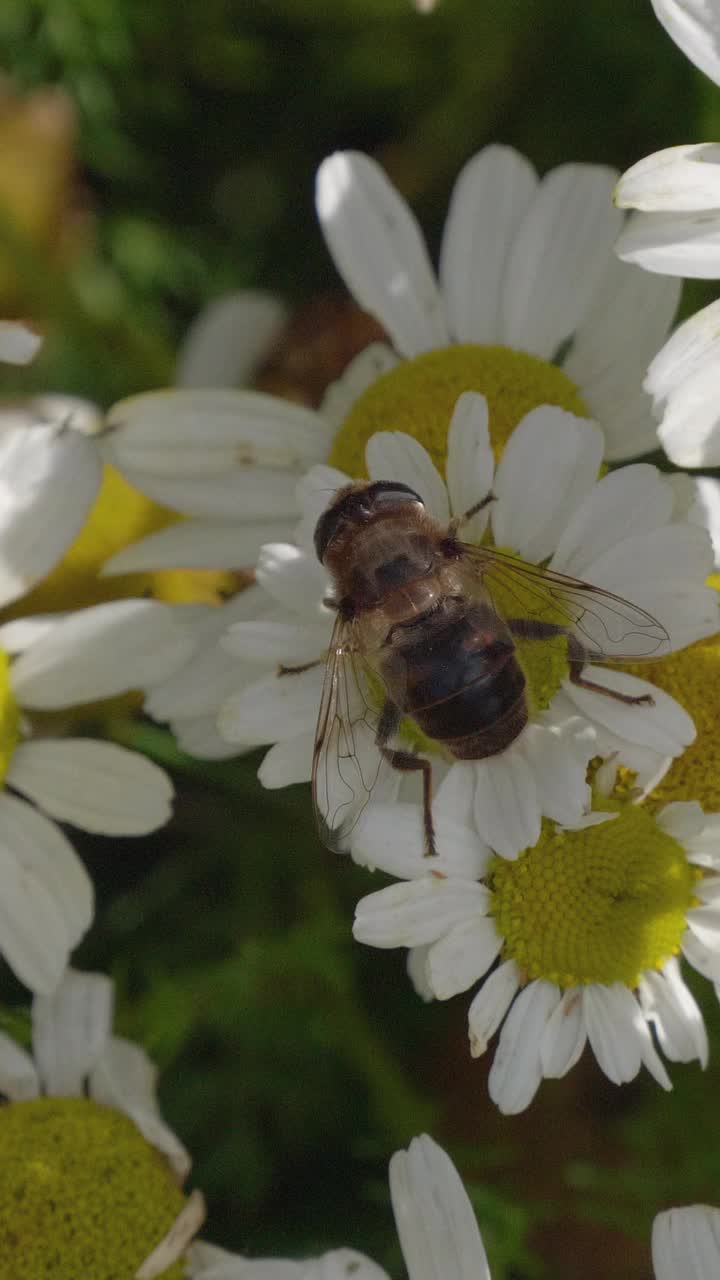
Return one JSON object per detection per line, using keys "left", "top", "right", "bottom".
{"left": 458, "top": 544, "right": 670, "bottom": 662}
{"left": 312, "top": 613, "right": 395, "bottom": 854}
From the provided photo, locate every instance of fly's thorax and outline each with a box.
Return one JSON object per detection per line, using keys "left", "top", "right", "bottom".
{"left": 323, "top": 508, "right": 443, "bottom": 611}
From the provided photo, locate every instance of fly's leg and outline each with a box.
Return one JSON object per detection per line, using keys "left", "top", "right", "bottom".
{"left": 277, "top": 658, "right": 326, "bottom": 677}
{"left": 566, "top": 634, "right": 654, "bottom": 706}
{"left": 377, "top": 699, "right": 437, "bottom": 857}
{"left": 447, "top": 491, "right": 496, "bottom": 539}
{"left": 506, "top": 622, "right": 655, "bottom": 707}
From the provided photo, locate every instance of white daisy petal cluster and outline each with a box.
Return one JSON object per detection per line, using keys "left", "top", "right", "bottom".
{"left": 0, "top": 597, "right": 192, "bottom": 993}
{"left": 352, "top": 798, "right": 720, "bottom": 1114}
{"left": 614, "top": 1, "right": 720, "bottom": 467}
{"left": 0, "top": 967, "right": 204, "bottom": 1279}
{"left": 218, "top": 391, "right": 716, "bottom": 858}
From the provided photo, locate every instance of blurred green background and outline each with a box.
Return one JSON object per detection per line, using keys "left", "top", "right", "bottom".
{"left": 1, "top": 3, "right": 719, "bottom": 1277}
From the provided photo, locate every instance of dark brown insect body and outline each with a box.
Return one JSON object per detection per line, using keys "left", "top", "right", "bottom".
{"left": 311, "top": 480, "right": 668, "bottom": 855}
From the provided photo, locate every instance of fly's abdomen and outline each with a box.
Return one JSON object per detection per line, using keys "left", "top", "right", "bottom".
{"left": 381, "top": 603, "right": 528, "bottom": 756}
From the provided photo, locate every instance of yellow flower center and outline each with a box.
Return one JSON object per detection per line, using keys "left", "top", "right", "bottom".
{"left": 3, "top": 464, "right": 234, "bottom": 619}
{"left": 0, "top": 1097, "right": 186, "bottom": 1280}
{"left": 328, "top": 344, "right": 588, "bottom": 475}
{"left": 0, "top": 650, "right": 20, "bottom": 783}
{"left": 623, "top": 631, "right": 720, "bottom": 811}
{"left": 489, "top": 803, "right": 700, "bottom": 988}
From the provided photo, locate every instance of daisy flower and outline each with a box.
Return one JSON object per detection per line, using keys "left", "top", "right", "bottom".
{"left": 0, "top": 967, "right": 204, "bottom": 1280}
{"left": 99, "top": 142, "right": 682, "bottom": 601}
{"left": 352, "top": 792, "right": 720, "bottom": 1114}
{"left": 218, "top": 392, "right": 716, "bottom": 858}
{"left": 0, "top": 596, "right": 193, "bottom": 993}
{"left": 0, "top": 291, "right": 287, "bottom": 617}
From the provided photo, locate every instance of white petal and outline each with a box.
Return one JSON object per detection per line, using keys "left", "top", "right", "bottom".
{"left": 563, "top": 257, "right": 680, "bottom": 462}
{"left": 638, "top": 959, "right": 708, "bottom": 1067}
{"left": 0, "top": 793, "right": 92, "bottom": 992}
{"left": 682, "top": 928, "right": 720, "bottom": 982}
{"left": 353, "top": 878, "right": 489, "bottom": 949}
{"left": 433, "top": 763, "right": 475, "bottom": 827}
{"left": 517, "top": 715, "right": 595, "bottom": 827}
{"left": 11, "top": 599, "right": 195, "bottom": 709}
{"left": 104, "top": 389, "right": 330, "bottom": 479}
{"left": 256, "top": 543, "right": 330, "bottom": 618}
{"left": 439, "top": 145, "right": 537, "bottom": 344}
{"left": 316, "top": 151, "right": 448, "bottom": 358}
{"left": 7, "top": 740, "right": 173, "bottom": 836}
{"left": 188, "top": 1242, "right": 307, "bottom": 1280}
{"left": 550, "top": 465, "right": 674, "bottom": 578}
{"left": 444, "top": 393, "right": 494, "bottom": 541}
{"left": 0, "top": 410, "right": 102, "bottom": 607}
{"left": 651, "top": 0, "right": 720, "bottom": 86}
{"left": 90, "top": 1035, "right": 191, "bottom": 1180}
{"left": 117, "top": 465, "right": 301, "bottom": 522}
{"left": 576, "top": 523, "right": 717, "bottom": 651}
{"left": 584, "top": 983, "right": 672, "bottom": 1089}
{"left": 540, "top": 990, "right": 587, "bottom": 1078}
{"left": 103, "top": 519, "right": 296, "bottom": 576}
{"left": 175, "top": 291, "right": 287, "bottom": 388}
{"left": 320, "top": 344, "right": 399, "bottom": 431}
{"left": 0, "top": 1032, "right": 39, "bottom": 1100}
{"left": 489, "top": 980, "right": 560, "bottom": 1114}
{"left": 389, "top": 1135, "right": 491, "bottom": 1280}
{"left": 366, "top": 432, "right": 450, "bottom": 524}
{"left": 306, "top": 1250, "right": 390, "bottom": 1280}
{"left": 500, "top": 164, "right": 621, "bottom": 358}
{"left": 351, "top": 802, "right": 490, "bottom": 880}
{"left": 136, "top": 1190, "right": 206, "bottom": 1279}
{"left": 693, "top": 476, "right": 720, "bottom": 565}
{"left": 219, "top": 665, "right": 325, "bottom": 746}
{"left": 425, "top": 917, "right": 501, "bottom": 1000}
{"left": 406, "top": 946, "right": 435, "bottom": 1003}
{"left": 0, "top": 320, "right": 42, "bottom": 364}
{"left": 615, "top": 143, "right": 720, "bottom": 212}
{"left": 33, "top": 967, "right": 112, "bottom": 1095}
{"left": 173, "top": 714, "right": 246, "bottom": 761}
{"left": 472, "top": 746, "right": 541, "bottom": 860}
{"left": 257, "top": 733, "right": 314, "bottom": 788}
{"left": 648, "top": 297, "right": 720, "bottom": 404}
{"left": 467, "top": 960, "right": 521, "bottom": 1058}
{"left": 656, "top": 357, "right": 720, "bottom": 467}
{"left": 562, "top": 668, "right": 695, "bottom": 756}
{"left": 615, "top": 209, "right": 720, "bottom": 277}
{"left": 652, "top": 1204, "right": 720, "bottom": 1280}
{"left": 656, "top": 800, "right": 707, "bottom": 843}
{"left": 687, "top": 903, "right": 720, "bottom": 949}
{"left": 491, "top": 408, "right": 604, "bottom": 561}
{"left": 222, "top": 620, "right": 329, "bottom": 665}
{"left": 683, "top": 812, "right": 720, "bottom": 869}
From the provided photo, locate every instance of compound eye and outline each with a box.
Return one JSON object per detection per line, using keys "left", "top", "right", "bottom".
{"left": 366, "top": 480, "right": 424, "bottom": 508}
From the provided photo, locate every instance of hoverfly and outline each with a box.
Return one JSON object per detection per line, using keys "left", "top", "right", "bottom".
{"left": 307, "top": 480, "right": 669, "bottom": 856}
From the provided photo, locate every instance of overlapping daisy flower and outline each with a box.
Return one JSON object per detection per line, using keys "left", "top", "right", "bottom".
{"left": 96, "top": 141, "right": 681, "bottom": 615}
{"left": 0, "top": 291, "right": 288, "bottom": 617}
{"left": 188, "top": 1134, "right": 720, "bottom": 1280}
{"left": 352, "top": 789, "right": 720, "bottom": 1114}
{"left": 0, "top": 596, "right": 192, "bottom": 993}
{"left": 0, "top": 967, "right": 204, "bottom": 1279}
{"left": 217, "top": 390, "right": 716, "bottom": 858}
{"left": 614, "top": 1, "right": 720, "bottom": 467}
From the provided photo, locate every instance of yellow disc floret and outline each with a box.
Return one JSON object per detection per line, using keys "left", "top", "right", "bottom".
{"left": 489, "top": 803, "right": 700, "bottom": 988}
{"left": 0, "top": 650, "right": 20, "bottom": 784}
{"left": 328, "top": 344, "right": 588, "bottom": 476}
{"left": 0, "top": 1097, "right": 186, "bottom": 1280}
{"left": 624, "top": 635, "right": 720, "bottom": 811}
